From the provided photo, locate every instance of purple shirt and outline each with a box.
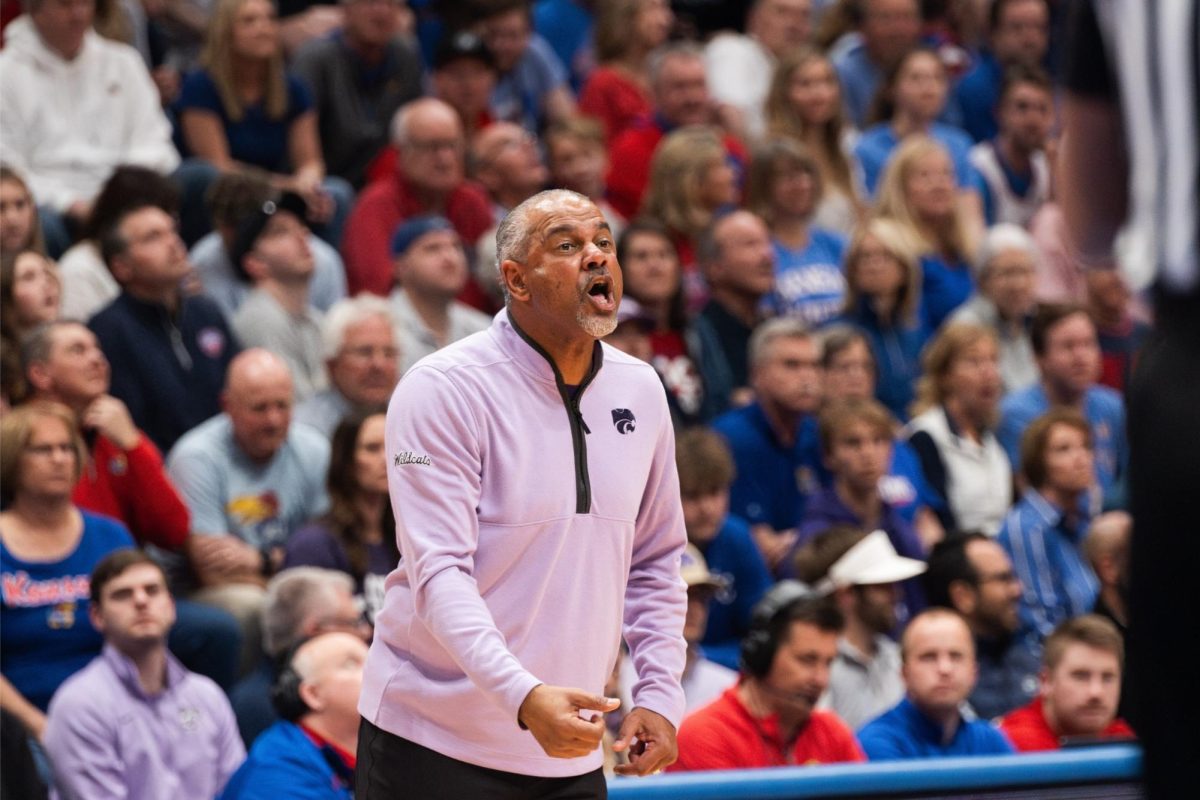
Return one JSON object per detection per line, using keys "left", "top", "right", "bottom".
{"left": 44, "top": 644, "right": 244, "bottom": 800}
{"left": 361, "top": 310, "right": 688, "bottom": 777}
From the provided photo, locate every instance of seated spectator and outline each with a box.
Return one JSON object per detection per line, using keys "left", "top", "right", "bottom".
{"left": 692, "top": 210, "right": 777, "bottom": 407}
{"left": 674, "top": 429, "right": 774, "bottom": 671}
{"left": 999, "top": 408, "right": 1099, "bottom": 638}
{"left": 747, "top": 138, "right": 848, "bottom": 327}
{"left": 191, "top": 171, "right": 347, "bottom": 319}
{"left": 43, "top": 550, "right": 245, "bottom": 798}
{"left": 923, "top": 534, "right": 1041, "bottom": 721}
{"left": 56, "top": 166, "right": 182, "bottom": 322}
{"left": 616, "top": 221, "right": 717, "bottom": 425}
{"left": 950, "top": 224, "right": 1039, "bottom": 392}
{"left": 176, "top": 0, "right": 354, "bottom": 247}
{"left": 430, "top": 31, "right": 500, "bottom": 143}
{"left": 999, "top": 615, "right": 1134, "bottom": 751}
{"left": 532, "top": 0, "right": 596, "bottom": 92}
{"left": 0, "top": 0, "right": 179, "bottom": 257}
{"left": 341, "top": 98, "right": 493, "bottom": 297}
{"left": 1084, "top": 511, "right": 1132, "bottom": 719}
{"left": 858, "top": 608, "right": 1015, "bottom": 759}
{"left": 831, "top": 0, "right": 924, "bottom": 123}
{"left": 952, "top": 0, "right": 1050, "bottom": 143}
{"left": 474, "top": 0, "right": 576, "bottom": 135}
{"left": 876, "top": 136, "right": 981, "bottom": 331}
{"left": 704, "top": 0, "right": 814, "bottom": 142}
{"left": 0, "top": 166, "right": 45, "bottom": 256}
{"left": 578, "top": 0, "right": 672, "bottom": 143}
{"left": 230, "top": 193, "right": 327, "bottom": 400}
{"left": 671, "top": 581, "right": 865, "bottom": 770}
{"left": 854, "top": 47, "right": 980, "bottom": 199}
{"left": 817, "top": 326, "right": 945, "bottom": 529}
{"left": 660, "top": 545, "right": 738, "bottom": 712}
{"left": 997, "top": 303, "right": 1125, "bottom": 497}
{"left": 793, "top": 398, "right": 927, "bottom": 614}
{"left": 89, "top": 204, "right": 239, "bottom": 453}
{"left": 1086, "top": 270, "right": 1151, "bottom": 394}
{"left": 712, "top": 318, "right": 823, "bottom": 574}
{"left": 229, "top": 567, "right": 369, "bottom": 747}
{"left": 906, "top": 323, "right": 1013, "bottom": 536}
{"left": 544, "top": 116, "right": 628, "bottom": 240}
{"left": 388, "top": 216, "right": 492, "bottom": 373}
{"left": 968, "top": 65, "right": 1053, "bottom": 227}
{"left": 606, "top": 43, "right": 747, "bottom": 220}
{"left": 221, "top": 631, "right": 367, "bottom": 798}
{"left": 794, "top": 527, "right": 926, "bottom": 729}
{"left": 471, "top": 121, "right": 550, "bottom": 218}
{"left": 291, "top": 0, "right": 423, "bottom": 189}
{"left": 294, "top": 295, "right": 402, "bottom": 438}
{"left": 284, "top": 408, "right": 398, "bottom": 621}
{"left": 0, "top": 250, "right": 60, "bottom": 385}
{"left": 167, "top": 350, "right": 331, "bottom": 673}
{"left": 834, "top": 218, "right": 930, "bottom": 420}
{"left": 602, "top": 298, "right": 656, "bottom": 363}
{"left": 0, "top": 402, "right": 134, "bottom": 737}
{"left": 764, "top": 48, "right": 863, "bottom": 235}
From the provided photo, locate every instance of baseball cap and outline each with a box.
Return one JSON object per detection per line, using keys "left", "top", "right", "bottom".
{"left": 680, "top": 544, "right": 729, "bottom": 591}
{"left": 820, "top": 529, "right": 927, "bottom": 590}
{"left": 433, "top": 31, "right": 497, "bottom": 71}
{"left": 229, "top": 191, "right": 308, "bottom": 279}
{"left": 390, "top": 215, "right": 456, "bottom": 257}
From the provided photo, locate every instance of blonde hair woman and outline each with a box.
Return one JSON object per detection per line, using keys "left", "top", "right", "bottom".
{"left": 765, "top": 48, "right": 862, "bottom": 233}
{"left": 838, "top": 217, "right": 930, "bottom": 420}
{"left": 905, "top": 322, "right": 1012, "bottom": 535}
{"left": 876, "top": 135, "right": 981, "bottom": 330}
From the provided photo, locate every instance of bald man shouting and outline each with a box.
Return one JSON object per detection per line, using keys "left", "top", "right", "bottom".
{"left": 167, "top": 348, "right": 331, "bottom": 672}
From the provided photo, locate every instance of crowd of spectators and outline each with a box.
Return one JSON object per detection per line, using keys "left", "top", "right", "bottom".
{"left": 0, "top": 0, "right": 1152, "bottom": 795}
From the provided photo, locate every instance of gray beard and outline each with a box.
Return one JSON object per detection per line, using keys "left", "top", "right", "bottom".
{"left": 577, "top": 308, "right": 618, "bottom": 339}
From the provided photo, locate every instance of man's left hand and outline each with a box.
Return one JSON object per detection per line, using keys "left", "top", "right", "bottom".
{"left": 611, "top": 707, "right": 677, "bottom": 776}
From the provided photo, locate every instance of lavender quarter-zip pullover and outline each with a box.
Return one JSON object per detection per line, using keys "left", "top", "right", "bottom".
{"left": 360, "top": 310, "right": 688, "bottom": 777}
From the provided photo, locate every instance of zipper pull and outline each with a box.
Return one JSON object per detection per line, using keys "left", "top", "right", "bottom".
{"left": 573, "top": 403, "right": 591, "bottom": 434}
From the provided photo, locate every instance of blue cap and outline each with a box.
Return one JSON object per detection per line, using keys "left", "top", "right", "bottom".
{"left": 390, "top": 215, "right": 455, "bottom": 257}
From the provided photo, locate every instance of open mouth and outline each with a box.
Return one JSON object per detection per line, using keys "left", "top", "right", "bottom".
{"left": 584, "top": 275, "right": 616, "bottom": 312}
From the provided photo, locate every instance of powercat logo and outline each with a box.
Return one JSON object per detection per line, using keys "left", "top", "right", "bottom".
{"left": 611, "top": 409, "right": 636, "bottom": 434}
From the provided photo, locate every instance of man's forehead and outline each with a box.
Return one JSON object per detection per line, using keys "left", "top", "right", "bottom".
{"left": 531, "top": 201, "right": 608, "bottom": 239}
{"left": 49, "top": 323, "right": 95, "bottom": 351}
{"left": 105, "top": 564, "right": 166, "bottom": 593}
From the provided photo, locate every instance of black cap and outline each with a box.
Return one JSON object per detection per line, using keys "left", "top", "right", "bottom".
{"left": 433, "top": 30, "right": 497, "bottom": 71}
{"left": 229, "top": 191, "right": 308, "bottom": 281}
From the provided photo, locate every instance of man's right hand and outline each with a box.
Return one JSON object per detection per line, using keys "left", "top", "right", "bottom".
{"left": 517, "top": 684, "right": 619, "bottom": 759}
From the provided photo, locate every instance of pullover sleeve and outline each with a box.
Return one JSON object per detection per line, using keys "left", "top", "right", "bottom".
{"left": 384, "top": 366, "right": 541, "bottom": 722}
{"left": 44, "top": 694, "right": 129, "bottom": 800}
{"left": 114, "top": 434, "right": 191, "bottom": 551}
{"left": 622, "top": 399, "right": 688, "bottom": 728}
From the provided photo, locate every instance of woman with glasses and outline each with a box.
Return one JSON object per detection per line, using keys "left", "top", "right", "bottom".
{"left": 0, "top": 402, "right": 134, "bottom": 741}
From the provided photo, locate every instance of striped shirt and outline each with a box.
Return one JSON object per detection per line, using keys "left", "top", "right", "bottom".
{"left": 1066, "top": 0, "right": 1200, "bottom": 292}
{"left": 997, "top": 489, "right": 1099, "bottom": 638}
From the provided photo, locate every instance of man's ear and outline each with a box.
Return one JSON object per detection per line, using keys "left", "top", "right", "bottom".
{"left": 499, "top": 259, "right": 529, "bottom": 302}
{"left": 25, "top": 361, "right": 54, "bottom": 394}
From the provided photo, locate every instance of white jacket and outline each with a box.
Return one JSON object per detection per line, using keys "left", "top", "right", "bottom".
{"left": 0, "top": 16, "right": 179, "bottom": 211}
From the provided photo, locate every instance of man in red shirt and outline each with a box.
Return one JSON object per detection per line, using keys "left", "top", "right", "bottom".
{"left": 341, "top": 98, "right": 493, "bottom": 298}
{"left": 1000, "top": 614, "right": 1135, "bottom": 751}
{"left": 671, "top": 581, "right": 865, "bottom": 770}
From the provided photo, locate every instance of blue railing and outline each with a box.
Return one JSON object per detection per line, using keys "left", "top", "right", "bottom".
{"left": 608, "top": 744, "right": 1143, "bottom": 799}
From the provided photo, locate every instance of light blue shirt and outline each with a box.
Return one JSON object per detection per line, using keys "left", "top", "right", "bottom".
{"left": 767, "top": 229, "right": 848, "bottom": 326}
{"left": 854, "top": 122, "right": 981, "bottom": 197}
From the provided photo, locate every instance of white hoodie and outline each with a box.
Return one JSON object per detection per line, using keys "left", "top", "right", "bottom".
{"left": 0, "top": 16, "right": 179, "bottom": 211}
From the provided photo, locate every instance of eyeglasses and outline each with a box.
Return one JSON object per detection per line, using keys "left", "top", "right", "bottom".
{"left": 404, "top": 138, "right": 464, "bottom": 154}
{"left": 341, "top": 345, "right": 400, "bottom": 362}
{"left": 24, "top": 443, "right": 76, "bottom": 458}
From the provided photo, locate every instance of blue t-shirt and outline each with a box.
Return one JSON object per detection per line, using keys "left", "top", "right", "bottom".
{"left": 854, "top": 122, "right": 982, "bottom": 197}
{"left": 711, "top": 403, "right": 822, "bottom": 534}
{"left": 996, "top": 383, "right": 1126, "bottom": 496}
{"left": 0, "top": 512, "right": 135, "bottom": 711}
{"left": 767, "top": 229, "right": 848, "bottom": 327}
{"left": 490, "top": 33, "right": 569, "bottom": 135}
{"left": 696, "top": 515, "right": 774, "bottom": 671}
{"left": 178, "top": 70, "right": 314, "bottom": 172}
{"left": 919, "top": 253, "right": 976, "bottom": 331}
{"left": 830, "top": 303, "right": 932, "bottom": 422}
{"left": 953, "top": 51, "right": 1004, "bottom": 143}
{"left": 858, "top": 697, "right": 1016, "bottom": 760}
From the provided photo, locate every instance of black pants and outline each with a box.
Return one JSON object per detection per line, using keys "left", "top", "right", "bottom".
{"left": 356, "top": 718, "right": 607, "bottom": 800}
{"left": 1127, "top": 291, "right": 1200, "bottom": 800}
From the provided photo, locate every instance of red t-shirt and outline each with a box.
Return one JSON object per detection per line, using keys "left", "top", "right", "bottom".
{"left": 999, "top": 696, "right": 1136, "bottom": 752}
{"left": 578, "top": 67, "right": 652, "bottom": 144}
{"left": 670, "top": 685, "right": 865, "bottom": 771}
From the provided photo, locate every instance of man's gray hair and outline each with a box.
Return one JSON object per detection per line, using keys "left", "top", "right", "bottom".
{"left": 262, "top": 567, "right": 356, "bottom": 657}
{"left": 493, "top": 188, "right": 593, "bottom": 304}
{"left": 389, "top": 97, "right": 458, "bottom": 147}
{"left": 974, "top": 223, "right": 1040, "bottom": 279}
{"left": 647, "top": 41, "right": 705, "bottom": 89}
{"left": 748, "top": 316, "right": 814, "bottom": 367}
{"left": 320, "top": 294, "right": 399, "bottom": 361}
